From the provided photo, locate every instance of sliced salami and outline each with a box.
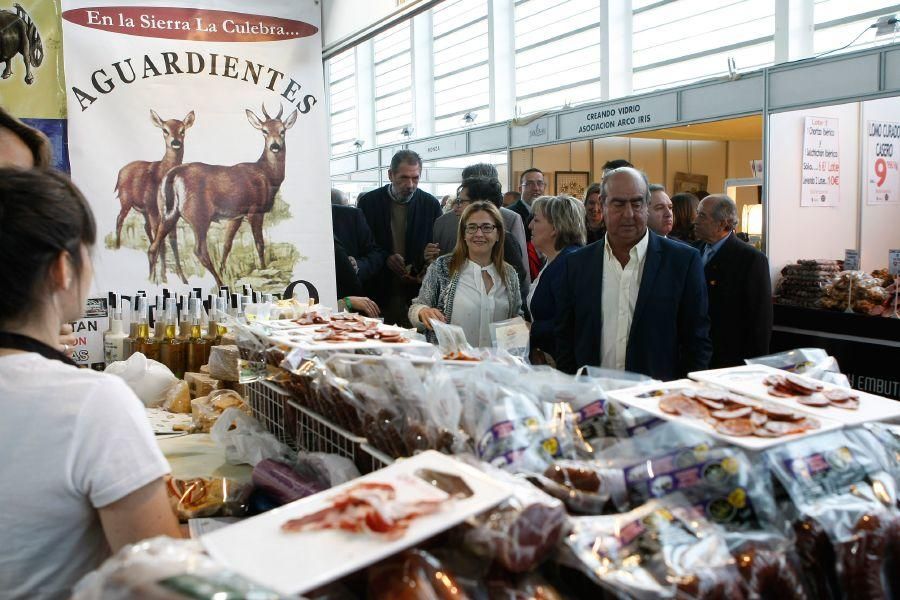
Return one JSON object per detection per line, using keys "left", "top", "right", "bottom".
{"left": 696, "top": 397, "right": 726, "bottom": 410}
{"left": 829, "top": 397, "right": 860, "bottom": 410}
{"left": 715, "top": 418, "right": 755, "bottom": 437}
{"left": 711, "top": 407, "right": 753, "bottom": 420}
{"left": 797, "top": 394, "right": 830, "bottom": 407}
{"left": 696, "top": 389, "right": 729, "bottom": 402}
{"left": 823, "top": 388, "right": 858, "bottom": 402}
{"left": 766, "top": 386, "right": 795, "bottom": 398}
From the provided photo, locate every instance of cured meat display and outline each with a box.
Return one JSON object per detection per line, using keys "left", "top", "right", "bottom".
{"left": 775, "top": 259, "right": 842, "bottom": 308}
{"left": 821, "top": 270, "right": 891, "bottom": 315}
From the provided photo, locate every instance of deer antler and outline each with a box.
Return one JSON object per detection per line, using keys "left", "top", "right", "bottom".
{"left": 275, "top": 105, "right": 283, "bottom": 120}
{"left": 261, "top": 103, "right": 271, "bottom": 120}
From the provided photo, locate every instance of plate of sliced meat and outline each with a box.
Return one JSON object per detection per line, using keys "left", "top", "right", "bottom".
{"left": 201, "top": 451, "right": 509, "bottom": 597}
{"left": 607, "top": 380, "right": 843, "bottom": 450}
{"left": 688, "top": 364, "right": 900, "bottom": 426}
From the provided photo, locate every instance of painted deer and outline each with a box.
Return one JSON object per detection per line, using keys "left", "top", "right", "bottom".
{"left": 114, "top": 109, "right": 194, "bottom": 284}
{"left": 149, "top": 104, "right": 297, "bottom": 287}
{"left": 0, "top": 4, "right": 43, "bottom": 84}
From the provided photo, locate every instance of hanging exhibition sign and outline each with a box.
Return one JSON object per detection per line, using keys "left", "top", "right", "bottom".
{"left": 0, "top": 0, "right": 70, "bottom": 170}
{"left": 60, "top": 0, "right": 336, "bottom": 302}
{"left": 865, "top": 120, "right": 900, "bottom": 205}
{"left": 800, "top": 116, "right": 840, "bottom": 207}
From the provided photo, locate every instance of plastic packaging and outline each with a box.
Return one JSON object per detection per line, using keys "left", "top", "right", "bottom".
{"left": 190, "top": 389, "right": 250, "bottom": 433}
{"left": 368, "top": 549, "right": 468, "bottom": 600}
{"left": 72, "top": 536, "right": 279, "bottom": 600}
{"left": 563, "top": 494, "right": 742, "bottom": 600}
{"left": 104, "top": 352, "right": 177, "bottom": 407}
{"left": 462, "top": 460, "right": 568, "bottom": 574}
{"left": 293, "top": 452, "right": 361, "bottom": 489}
{"left": 162, "top": 380, "right": 191, "bottom": 414}
{"left": 210, "top": 407, "right": 292, "bottom": 466}
{"left": 574, "top": 366, "right": 660, "bottom": 438}
{"left": 252, "top": 458, "right": 326, "bottom": 505}
{"left": 746, "top": 347, "right": 851, "bottom": 388}
{"left": 164, "top": 476, "right": 252, "bottom": 521}
{"left": 490, "top": 316, "right": 530, "bottom": 360}
{"left": 433, "top": 320, "right": 481, "bottom": 359}
{"left": 598, "top": 423, "right": 778, "bottom": 530}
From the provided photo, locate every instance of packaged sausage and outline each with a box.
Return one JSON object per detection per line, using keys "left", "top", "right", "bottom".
{"left": 725, "top": 530, "right": 810, "bottom": 600}
{"left": 563, "top": 494, "right": 742, "bottom": 599}
{"left": 598, "top": 423, "right": 777, "bottom": 530}
{"left": 368, "top": 549, "right": 469, "bottom": 600}
{"left": 251, "top": 458, "right": 326, "bottom": 506}
{"left": 462, "top": 460, "right": 568, "bottom": 574}
{"left": 165, "top": 476, "right": 252, "bottom": 521}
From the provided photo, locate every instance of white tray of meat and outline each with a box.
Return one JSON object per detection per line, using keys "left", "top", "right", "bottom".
{"left": 606, "top": 379, "right": 843, "bottom": 450}
{"left": 200, "top": 450, "right": 510, "bottom": 597}
{"left": 688, "top": 364, "right": 900, "bottom": 426}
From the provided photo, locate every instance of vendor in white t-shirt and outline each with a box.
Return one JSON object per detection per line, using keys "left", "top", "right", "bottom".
{"left": 0, "top": 168, "right": 181, "bottom": 599}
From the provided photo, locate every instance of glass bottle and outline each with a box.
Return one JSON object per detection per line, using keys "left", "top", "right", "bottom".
{"left": 135, "top": 296, "right": 160, "bottom": 361}
{"left": 159, "top": 298, "right": 185, "bottom": 378}
{"left": 187, "top": 298, "right": 211, "bottom": 373}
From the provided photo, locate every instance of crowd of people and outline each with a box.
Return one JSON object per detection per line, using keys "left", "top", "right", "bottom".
{"left": 333, "top": 149, "right": 773, "bottom": 379}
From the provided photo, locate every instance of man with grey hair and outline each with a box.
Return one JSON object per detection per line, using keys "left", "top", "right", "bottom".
{"left": 647, "top": 184, "right": 673, "bottom": 237}
{"left": 694, "top": 195, "right": 772, "bottom": 367}
{"left": 554, "top": 167, "right": 711, "bottom": 379}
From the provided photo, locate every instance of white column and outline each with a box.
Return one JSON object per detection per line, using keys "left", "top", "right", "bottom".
{"left": 775, "top": 0, "right": 814, "bottom": 63}
{"left": 355, "top": 40, "right": 376, "bottom": 148}
{"left": 490, "top": 0, "right": 516, "bottom": 120}
{"left": 412, "top": 10, "right": 435, "bottom": 138}
{"left": 600, "top": 0, "right": 633, "bottom": 101}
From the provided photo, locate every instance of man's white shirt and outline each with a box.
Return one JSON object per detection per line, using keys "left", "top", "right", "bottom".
{"left": 600, "top": 230, "right": 650, "bottom": 370}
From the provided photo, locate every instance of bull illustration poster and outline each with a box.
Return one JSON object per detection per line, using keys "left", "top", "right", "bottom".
{"left": 60, "top": 0, "right": 336, "bottom": 303}
{"left": 0, "top": 0, "right": 69, "bottom": 170}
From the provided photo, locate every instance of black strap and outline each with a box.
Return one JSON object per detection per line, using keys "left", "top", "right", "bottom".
{"left": 0, "top": 332, "right": 78, "bottom": 367}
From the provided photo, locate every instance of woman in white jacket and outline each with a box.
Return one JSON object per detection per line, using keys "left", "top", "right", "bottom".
{"left": 410, "top": 201, "right": 522, "bottom": 346}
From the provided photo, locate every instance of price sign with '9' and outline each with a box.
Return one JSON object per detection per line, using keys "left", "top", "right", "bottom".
{"left": 867, "top": 121, "right": 900, "bottom": 205}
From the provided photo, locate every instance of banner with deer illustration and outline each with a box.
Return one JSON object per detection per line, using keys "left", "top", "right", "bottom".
{"left": 60, "top": 0, "right": 335, "bottom": 303}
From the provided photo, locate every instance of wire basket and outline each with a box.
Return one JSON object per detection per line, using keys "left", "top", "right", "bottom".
{"left": 359, "top": 443, "right": 394, "bottom": 474}
{"left": 246, "top": 380, "right": 293, "bottom": 447}
{"left": 288, "top": 399, "right": 367, "bottom": 462}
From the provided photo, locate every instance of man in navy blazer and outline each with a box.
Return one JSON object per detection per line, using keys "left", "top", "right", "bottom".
{"left": 331, "top": 202, "right": 386, "bottom": 286}
{"left": 554, "top": 167, "right": 711, "bottom": 380}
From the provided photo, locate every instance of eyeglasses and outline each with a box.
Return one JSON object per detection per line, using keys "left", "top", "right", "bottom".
{"left": 464, "top": 223, "right": 497, "bottom": 235}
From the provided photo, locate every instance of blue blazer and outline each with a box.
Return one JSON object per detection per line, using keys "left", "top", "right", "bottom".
{"left": 529, "top": 245, "right": 580, "bottom": 359}
{"left": 554, "top": 231, "right": 712, "bottom": 380}
{"left": 331, "top": 204, "right": 387, "bottom": 284}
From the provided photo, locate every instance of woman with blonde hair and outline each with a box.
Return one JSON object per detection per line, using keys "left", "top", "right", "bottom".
{"left": 528, "top": 195, "right": 586, "bottom": 363}
{"left": 410, "top": 202, "right": 522, "bottom": 346}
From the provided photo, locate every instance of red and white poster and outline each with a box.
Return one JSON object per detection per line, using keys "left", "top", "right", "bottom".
{"left": 800, "top": 116, "right": 840, "bottom": 207}
{"left": 866, "top": 120, "right": 900, "bottom": 205}
{"left": 60, "top": 0, "right": 335, "bottom": 302}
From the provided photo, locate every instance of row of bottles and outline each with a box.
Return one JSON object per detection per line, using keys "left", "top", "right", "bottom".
{"left": 104, "top": 285, "right": 277, "bottom": 377}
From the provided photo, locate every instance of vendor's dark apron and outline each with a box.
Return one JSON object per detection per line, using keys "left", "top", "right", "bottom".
{"left": 0, "top": 332, "right": 77, "bottom": 366}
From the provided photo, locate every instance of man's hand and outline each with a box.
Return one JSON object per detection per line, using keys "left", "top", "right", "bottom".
{"left": 59, "top": 323, "right": 77, "bottom": 359}
{"left": 348, "top": 256, "right": 359, "bottom": 273}
{"left": 423, "top": 243, "right": 441, "bottom": 262}
{"left": 387, "top": 254, "right": 407, "bottom": 277}
{"left": 417, "top": 307, "right": 446, "bottom": 330}
{"left": 346, "top": 296, "right": 380, "bottom": 317}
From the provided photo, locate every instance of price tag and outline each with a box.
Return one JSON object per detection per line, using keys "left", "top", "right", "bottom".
{"left": 890, "top": 249, "right": 900, "bottom": 276}
{"left": 844, "top": 249, "right": 860, "bottom": 271}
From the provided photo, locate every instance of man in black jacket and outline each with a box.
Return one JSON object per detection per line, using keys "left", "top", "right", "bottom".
{"left": 694, "top": 195, "right": 773, "bottom": 368}
{"left": 331, "top": 201, "right": 386, "bottom": 287}
{"left": 356, "top": 150, "right": 441, "bottom": 325}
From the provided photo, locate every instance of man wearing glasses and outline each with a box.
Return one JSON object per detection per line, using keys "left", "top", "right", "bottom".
{"left": 508, "top": 168, "right": 545, "bottom": 241}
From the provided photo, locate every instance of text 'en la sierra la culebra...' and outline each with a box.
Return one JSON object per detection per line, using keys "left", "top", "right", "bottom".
{"left": 61, "top": 6, "right": 319, "bottom": 113}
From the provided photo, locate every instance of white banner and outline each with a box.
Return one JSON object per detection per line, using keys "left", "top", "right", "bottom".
{"left": 60, "top": 0, "right": 335, "bottom": 303}
{"left": 865, "top": 120, "right": 900, "bottom": 205}
{"left": 800, "top": 116, "right": 840, "bottom": 207}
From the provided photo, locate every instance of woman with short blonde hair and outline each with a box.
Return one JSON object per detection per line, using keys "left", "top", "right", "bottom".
{"left": 528, "top": 195, "right": 586, "bottom": 363}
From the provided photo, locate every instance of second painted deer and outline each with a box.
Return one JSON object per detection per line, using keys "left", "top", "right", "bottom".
{"left": 149, "top": 104, "right": 297, "bottom": 287}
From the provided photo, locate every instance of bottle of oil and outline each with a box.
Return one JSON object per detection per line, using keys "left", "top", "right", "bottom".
{"left": 205, "top": 297, "right": 223, "bottom": 346}
{"left": 135, "top": 296, "right": 160, "bottom": 361}
{"left": 103, "top": 293, "right": 127, "bottom": 364}
{"left": 178, "top": 294, "right": 191, "bottom": 341}
{"left": 159, "top": 298, "right": 186, "bottom": 378}
{"left": 122, "top": 295, "right": 138, "bottom": 359}
{"left": 187, "top": 298, "right": 211, "bottom": 373}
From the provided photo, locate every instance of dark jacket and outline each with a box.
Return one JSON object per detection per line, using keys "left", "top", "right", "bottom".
{"left": 507, "top": 199, "right": 532, "bottom": 241}
{"left": 356, "top": 185, "right": 441, "bottom": 301}
{"left": 694, "top": 233, "right": 772, "bottom": 368}
{"left": 529, "top": 245, "right": 579, "bottom": 359}
{"left": 331, "top": 204, "right": 386, "bottom": 283}
{"left": 334, "top": 237, "right": 363, "bottom": 298}
{"left": 554, "top": 231, "right": 712, "bottom": 379}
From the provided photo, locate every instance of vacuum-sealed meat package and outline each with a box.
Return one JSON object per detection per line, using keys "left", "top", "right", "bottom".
{"left": 563, "top": 494, "right": 743, "bottom": 600}
{"left": 462, "top": 461, "right": 568, "bottom": 573}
